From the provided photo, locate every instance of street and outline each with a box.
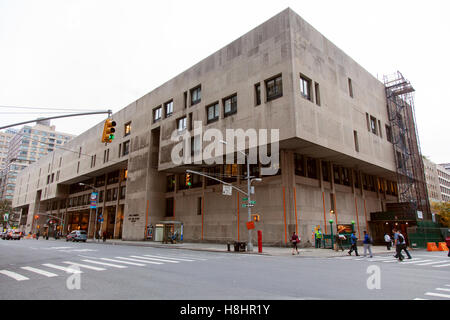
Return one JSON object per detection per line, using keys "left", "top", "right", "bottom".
{"left": 0, "top": 238, "right": 449, "bottom": 300}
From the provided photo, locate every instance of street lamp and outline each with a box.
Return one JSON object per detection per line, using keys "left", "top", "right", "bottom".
{"left": 79, "top": 182, "right": 100, "bottom": 241}
{"left": 220, "top": 140, "right": 259, "bottom": 252}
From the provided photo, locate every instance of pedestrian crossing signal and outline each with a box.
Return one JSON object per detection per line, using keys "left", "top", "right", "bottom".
{"left": 102, "top": 119, "right": 117, "bottom": 143}
{"left": 252, "top": 214, "right": 260, "bottom": 222}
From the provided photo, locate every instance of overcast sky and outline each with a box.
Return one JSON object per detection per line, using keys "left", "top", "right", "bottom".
{"left": 0, "top": 0, "right": 449, "bottom": 163}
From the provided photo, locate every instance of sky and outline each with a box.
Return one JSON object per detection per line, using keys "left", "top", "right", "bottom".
{"left": 0, "top": 0, "right": 449, "bottom": 164}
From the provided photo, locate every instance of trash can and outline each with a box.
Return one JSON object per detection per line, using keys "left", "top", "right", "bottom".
{"left": 234, "top": 242, "right": 240, "bottom": 252}
{"left": 239, "top": 242, "right": 246, "bottom": 252}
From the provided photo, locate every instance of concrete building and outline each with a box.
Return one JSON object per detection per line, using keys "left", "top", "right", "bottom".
{"left": 436, "top": 164, "right": 450, "bottom": 202}
{"left": 440, "top": 163, "right": 450, "bottom": 171}
{"left": 422, "top": 157, "right": 442, "bottom": 203}
{"left": 13, "top": 8, "right": 422, "bottom": 245}
{"left": 0, "top": 120, "right": 75, "bottom": 202}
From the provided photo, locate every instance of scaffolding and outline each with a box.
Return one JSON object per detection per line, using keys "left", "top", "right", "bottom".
{"left": 383, "top": 71, "right": 430, "bottom": 219}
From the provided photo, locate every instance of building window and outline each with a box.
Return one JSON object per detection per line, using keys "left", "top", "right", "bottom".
{"left": 314, "top": 82, "right": 321, "bottom": 106}
{"left": 197, "top": 197, "right": 202, "bottom": 216}
{"left": 348, "top": 78, "right": 353, "bottom": 98}
{"left": 165, "top": 198, "right": 174, "bottom": 217}
{"left": 300, "top": 74, "right": 312, "bottom": 101}
{"left": 255, "top": 83, "right": 261, "bottom": 106}
{"left": 354, "top": 130, "right": 359, "bottom": 152}
{"left": 206, "top": 102, "right": 219, "bottom": 124}
{"left": 124, "top": 122, "right": 131, "bottom": 136}
{"left": 184, "top": 91, "right": 188, "bottom": 109}
{"left": 265, "top": 74, "right": 283, "bottom": 102}
{"left": 370, "top": 116, "right": 377, "bottom": 135}
{"left": 385, "top": 125, "right": 392, "bottom": 143}
{"left": 165, "top": 100, "right": 173, "bottom": 118}
{"left": 378, "top": 120, "right": 383, "bottom": 138}
{"left": 177, "top": 117, "right": 187, "bottom": 132}
{"left": 223, "top": 94, "right": 237, "bottom": 117}
{"left": 190, "top": 85, "right": 201, "bottom": 106}
{"left": 120, "top": 186, "right": 126, "bottom": 199}
{"left": 122, "top": 140, "right": 130, "bottom": 156}
{"left": 153, "top": 106, "right": 162, "bottom": 122}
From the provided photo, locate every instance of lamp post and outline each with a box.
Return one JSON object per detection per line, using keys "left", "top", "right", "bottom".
{"left": 79, "top": 183, "right": 99, "bottom": 242}
{"left": 329, "top": 219, "right": 334, "bottom": 249}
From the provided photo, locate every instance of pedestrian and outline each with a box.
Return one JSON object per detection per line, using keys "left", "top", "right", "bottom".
{"left": 315, "top": 228, "right": 323, "bottom": 249}
{"left": 445, "top": 236, "right": 450, "bottom": 258}
{"left": 348, "top": 231, "right": 359, "bottom": 256}
{"left": 36, "top": 230, "right": 40, "bottom": 240}
{"left": 334, "top": 233, "right": 345, "bottom": 251}
{"left": 384, "top": 233, "right": 392, "bottom": 250}
{"left": 363, "top": 231, "right": 373, "bottom": 258}
{"left": 393, "top": 229, "right": 404, "bottom": 261}
{"left": 102, "top": 231, "right": 107, "bottom": 242}
{"left": 291, "top": 232, "right": 300, "bottom": 255}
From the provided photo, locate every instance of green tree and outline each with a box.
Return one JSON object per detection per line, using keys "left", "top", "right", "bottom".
{"left": 0, "top": 200, "right": 13, "bottom": 225}
{"left": 431, "top": 201, "right": 450, "bottom": 227}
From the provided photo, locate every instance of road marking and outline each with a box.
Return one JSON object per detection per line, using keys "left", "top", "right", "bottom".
{"left": 416, "top": 260, "right": 449, "bottom": 266}
{"left": 130, "top": 255, "right": 179, "bottom": 263}
{"left": 433, "top": 263, "right": 450, "bottom": 268}
{"left": 20, "top": 266, "right": 58, "bottom": 277}
{"left": 0, "top": 270, "right": 29, "bottom": 281}
{"left": 62, "top": 261, "right": 106, "bottom": 271}
{"left": 401, "top": 259, "right": 432, "bottom": 264}
{"left": 80, "top": 259, "right": 128, "bottom": 268}
{"left": 48, "top": 247, "right": 71, "bottom": 250}
{"left": 436, "top": 288, "right": 450, "bottom": 292}
{"left": 114, "top": 257, "right": 163, "bottom": 265}
{"left": 42, "top": 263, "right": 83, "bottom": 274}
{"left": 413, "top": 298, "right": 428, "bottom": 300}
{"left": 100, "top": 258, "right": 146, "bottom": 266}
{"left": 143, "top": 254, "right": 195, "bottom": 262}
{"left": 149, "top": 254, "right": 207, "bottom": 261}
{"left": 425, "top": 292, "right": 450, "bottom": 299}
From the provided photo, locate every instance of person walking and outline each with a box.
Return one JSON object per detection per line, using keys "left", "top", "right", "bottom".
{"left": 334, "top": 233, "right": 345, "bottom": 251}
{"left": 348, "top": 231, "right": 359, "bottom": 256}
{"left": 291, "top": 232, "right": 300, "bottom": 255}
{"left": 393, "top": 229, "right": 405, "bottom": 261}
{"left": 363, "top": 231, "right": 373, "bottom": 258}
{"left": 102, "top": 231, "right": 107, "bottom": 242}
{"left": 315, "top": 228, "right": 323, "bottom": 249}
{"left": 384, "top": 233, "right": 392, "bottom": 250}
{"left": 36, "top": 230, "right": 40, "bottom": 240}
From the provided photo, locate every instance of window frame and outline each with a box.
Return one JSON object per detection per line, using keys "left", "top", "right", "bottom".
{"left": 124, "top": 122, "right": 131, "bottom": 137}
{"left": 265, "top": 74, "right": 283, "bottom": 102}
{"left": 164, "top": 100, "right": 174, "bottom": 118}
{"left": 177, "top": 116, "right": 187, "bottom": 132}
{"left": 300, "top": 74, "right": 312, "bottom": 101}
{"left": 223, "top": 93, "right": 237, "bottom": 117}
{"left": 153, "top": 106, "right": 162, "bottom": 123}
{"left": 206, "top": 102, "right": 219, "bottom": 124}
{"left": 190, "top": 85, "right": 202, "bottom": 106}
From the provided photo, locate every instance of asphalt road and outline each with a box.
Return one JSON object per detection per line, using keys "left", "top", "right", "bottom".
{"left": 1, "top": 238, "right": 449, "bottom": 300}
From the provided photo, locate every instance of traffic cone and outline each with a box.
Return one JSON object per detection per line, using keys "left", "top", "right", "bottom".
{"left": 438, "top": 242, "right": 449, "bottom": 251}
{"left": 427, "top": 242, "right": 439, "bottom": 251}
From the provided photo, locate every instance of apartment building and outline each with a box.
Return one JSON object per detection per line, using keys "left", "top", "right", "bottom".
{"left": 13, "top": 8, "right": 409, "bottom": 244}
{"left": 0, "top": 129, "right": 16, "bottom": 169}
{"left": 423, "top": 157, "right": 442, "bottom": 203}
{"left": 436, "top": 164, "right": 450, "bottom": 202}
{"left": 0, "top": 120, "right": 75, "bottom": 202}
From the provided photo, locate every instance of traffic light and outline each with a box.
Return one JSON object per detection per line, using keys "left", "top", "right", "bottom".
{"left": 102, "top": 119, "right": 117, "bottom": 143}
{"left": 186, "top": 173, "right": 191, "bottom": 187}
{"left": 252, "top": 214, "right": 260, "bottom": 222}
{"left": 34, "top": 215, "right": 39, "bottom": 220}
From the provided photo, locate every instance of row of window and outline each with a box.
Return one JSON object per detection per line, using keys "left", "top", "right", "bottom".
{"left": 66, "top": 187, "right": 126, "bottom": 208}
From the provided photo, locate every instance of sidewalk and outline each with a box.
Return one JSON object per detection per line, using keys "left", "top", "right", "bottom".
{"left": 83, "top": 238, "right": 415, "bottom": 258}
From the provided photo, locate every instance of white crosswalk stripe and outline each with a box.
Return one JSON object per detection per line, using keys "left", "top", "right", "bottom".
{"left": 0, "top": 270, "right": 29, "bottom": 281}
{"left": 99, "top": 258, "right": 146, "bottom": 266}
{"left": 114, "top": 257, "right": 163, "bottom": 265}
{"left": 20, "top": 266, "right": 58, "bottom": 277}
{"left": 80, "top": 259, "right": 127, "bottom": 269}
{"left": 401, "top": 259, "right": 432, "bottom": 264}
{"left": 416, "top": 260, "right": 449, "bottom": 266}
{"left": 433, "top": 263, "right": 450, "bottom": 268}
{"left": 62, "top": 261, "right": 106, "bottom": 271}
{"left": 143, "top": 254, "right": 196, "bottom": 262}
{"left": 42, "top": 263, "right": 83, "bottom": 274}
{"left": 130, "top": 255, "right": 179, "bottom": 263}
{"left": 436, "top": 288, "right": 450, "bottom": 292}
{"left": 425, "top": 292, "right": 450, "bottom": 299}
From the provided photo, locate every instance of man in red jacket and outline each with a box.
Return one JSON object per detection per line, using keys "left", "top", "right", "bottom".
{"left": 446, "top": 237, "right": 450, "bottom": 257}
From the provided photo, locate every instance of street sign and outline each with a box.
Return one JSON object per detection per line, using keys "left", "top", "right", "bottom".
{"left": 242, "top": 204, "right": 254, "bottom": 208}
{"left": 246, "top": 221, "right": 255, "bottom": 230}
{"left": 222, "top": 185, "right": 232, "bottom": 196}
{"left": 249, "top": 200, "right": 256, "bottom": 205}
{"left": 242, "top": 198, "right": 248, "bottom": 201}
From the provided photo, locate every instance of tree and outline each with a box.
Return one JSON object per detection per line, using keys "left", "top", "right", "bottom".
{"left": 0, "top": 199, "right": 13, "bottom": 226}
{"left": 431, "top": 201, "right": 450, "bottom": 227}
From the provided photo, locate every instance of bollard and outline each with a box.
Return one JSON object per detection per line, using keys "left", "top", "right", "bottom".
{"left": 258, "top": 230, "right": 262, "bottom": 253}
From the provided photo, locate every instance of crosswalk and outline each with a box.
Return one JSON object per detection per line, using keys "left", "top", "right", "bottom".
{"left": 333, "top": 255, "right": 450, "bottom": 269}
{"left": 415, "top": 284, "right": 450, "bottom": 300}
{"left": 0, "top": 253, "right": 212, "bottom": 283}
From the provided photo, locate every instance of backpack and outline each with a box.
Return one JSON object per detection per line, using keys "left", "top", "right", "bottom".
{"left": 397, "top": 233, "right": 404, "bottom": 244}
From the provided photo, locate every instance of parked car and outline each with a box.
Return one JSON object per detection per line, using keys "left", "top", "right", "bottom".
{"left": 10, "top": 230, "right": 22, "bottom": 240}
{"left": 66, "top": 230, "right": 87, "bottom": 242}
{"left": 0, "top": 231, "right": 6, "bottom": 240}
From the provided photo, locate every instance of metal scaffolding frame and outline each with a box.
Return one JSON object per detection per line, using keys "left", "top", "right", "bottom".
{"left": 384, "top": 71, "right": 430, "bottom": 219}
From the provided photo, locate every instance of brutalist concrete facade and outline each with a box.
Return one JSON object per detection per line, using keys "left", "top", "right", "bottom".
{"left": 13, "top": 8, "right": 399, "bottom": 244}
